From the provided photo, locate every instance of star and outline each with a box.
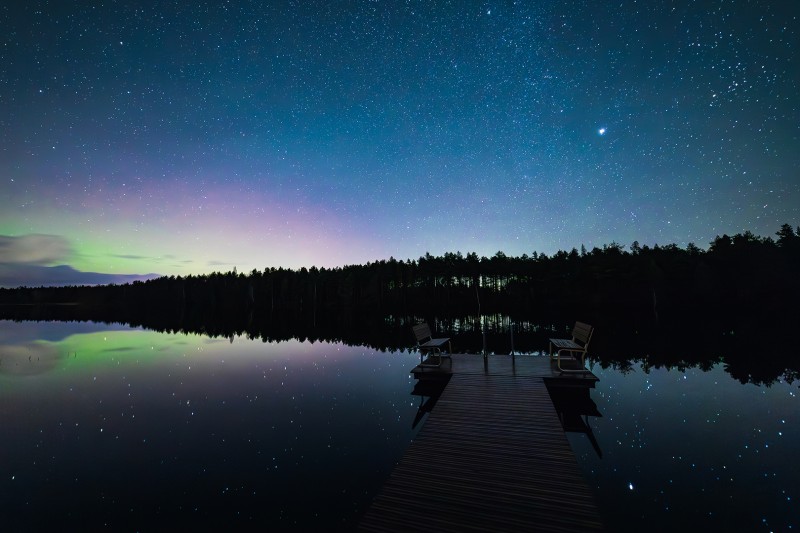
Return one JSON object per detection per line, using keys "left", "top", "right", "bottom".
{"left": 0, "top": 0, "right": 797, "bottom": 285}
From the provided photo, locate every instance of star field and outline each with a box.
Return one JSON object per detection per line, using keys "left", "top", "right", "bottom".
{"left": 1, "top": 1, "right": 798, "bottom": 284}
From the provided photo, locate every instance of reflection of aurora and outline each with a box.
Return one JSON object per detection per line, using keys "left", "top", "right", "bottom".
{"left": 0, "top": 321, "right": 216, "bottom": 378}
{"left": 0, "top": 320, "right": 797, "bottom": 532}
{"left": 0, "top": 320, "right": 395, "bottom": 380}
{"left": 0, "top": 319, "right": 423, "bottom": 531}
{"left": 0, "top": 320, "right": 148, "bottom": 376}
{"left": 0, "top": 319, "right": 132, "bottom": 346}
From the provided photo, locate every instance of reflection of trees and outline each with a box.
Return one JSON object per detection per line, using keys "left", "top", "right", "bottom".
{"left": 1, "top": 225, "right": 798, "bottom": 386}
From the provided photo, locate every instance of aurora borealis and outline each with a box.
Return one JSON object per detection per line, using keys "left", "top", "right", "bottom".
{"left": 2, "top": 1, "right": 798, "bottom": 287}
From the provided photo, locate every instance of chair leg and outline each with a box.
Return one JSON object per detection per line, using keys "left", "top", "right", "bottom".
{"left": 557, "top": 349, "right": 588, "bottom": 373}
{"left": 419, "top": 347, "right": 444, "bottom": 368}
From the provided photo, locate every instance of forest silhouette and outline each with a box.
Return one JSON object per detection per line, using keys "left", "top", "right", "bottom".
{"left": 1, "top": 224, "right": 798, "bottom": 386}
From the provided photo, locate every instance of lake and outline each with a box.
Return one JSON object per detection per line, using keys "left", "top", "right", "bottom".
{"left": 0, "top": 320, "right": 421, "bottom": 531}
{"left": 1, "top": 320, "right": 797, "bottom": 531}
{"left": 569, "top": 360, "right": 798, "bottom": 531}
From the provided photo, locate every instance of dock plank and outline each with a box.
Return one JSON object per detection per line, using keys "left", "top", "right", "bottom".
{"left": 411, "top": 354, "right": 599, "bottom": 385}
{"left": 360, "top": 356, "right": 603, "bottom": 532}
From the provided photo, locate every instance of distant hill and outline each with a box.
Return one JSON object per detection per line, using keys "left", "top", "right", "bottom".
{"left": 0, "top": 264, "right": 160, "bottom": 288}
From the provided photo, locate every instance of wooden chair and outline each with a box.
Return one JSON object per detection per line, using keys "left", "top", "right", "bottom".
{"left": 549, "top": 322, "right": 593, "bottom": 373}
{"left": 412, "top": 323, "right": 452, "bottom": 368}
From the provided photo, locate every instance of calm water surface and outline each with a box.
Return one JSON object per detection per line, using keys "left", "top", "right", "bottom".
{"left": 569, "top": 361, "right": 798, "bottom": 532}
{"left": 0, "top": 321, "right": 420, "bottom": 531}
{"left": 1, "top": 320, "right": 798, "bottom": 531}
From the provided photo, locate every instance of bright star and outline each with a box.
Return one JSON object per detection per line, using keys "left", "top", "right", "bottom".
{"left": 598, "top": 128, "right": 606, "bottom": 135}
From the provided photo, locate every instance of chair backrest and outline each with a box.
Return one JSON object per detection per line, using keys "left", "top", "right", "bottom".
{"left": 412, "top": 323, "right": 433, "bottom": 343}
{"left": 572, "top": 322, "right": 594, "bottom": 350}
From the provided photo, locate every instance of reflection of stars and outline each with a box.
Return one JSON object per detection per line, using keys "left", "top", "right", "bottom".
{"left": 598, "top": 128, "right": 607, "bottom": 136}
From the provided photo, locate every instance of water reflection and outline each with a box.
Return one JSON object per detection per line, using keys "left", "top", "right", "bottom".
{"left": 409, "top": 375, "right": 450, "bottom": 429}
{"left": 2, "top": 305, "right": 797, "bottom": 386}
{"left": 0, "top": 321, "right": 131, "bottom": 376}
{"left": 569, "top": 361, "right": 799, "bottom": 532}
{"left": 1, "top": 317, "right": 798, "bottom": 531}
{"left": 0, "top": 320, "right": 421, "bottom": 531}
{"left": 547, "top": 385, "right": 603, "bottom": 458}
{"left": 0, "top": 342, "right": 63, "bottom": 375}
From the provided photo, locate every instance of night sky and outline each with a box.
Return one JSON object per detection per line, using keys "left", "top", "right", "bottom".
{"left": 2, "top": 1, "right": 798, "bottom": 287}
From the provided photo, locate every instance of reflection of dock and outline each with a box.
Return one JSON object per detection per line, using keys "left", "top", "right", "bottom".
{"left": 549, "top": 386, "right": 603, "bottom": 458}
{"left": 361, "top": 354, "right": 603, "bottom": 532}
{"left": 410, "top": 376, "right": 451, "bottom": 430}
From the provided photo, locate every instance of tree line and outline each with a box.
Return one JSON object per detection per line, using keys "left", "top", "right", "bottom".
{"left": 1, "top": 223, "right": 798, "bottom": 385}
{"left": 2, "top": 223, "right": 798, "bottom": 325}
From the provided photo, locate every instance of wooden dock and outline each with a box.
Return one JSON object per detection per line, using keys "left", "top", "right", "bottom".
{"left": 360, "top": 354, "right": 603, "bottom": 532}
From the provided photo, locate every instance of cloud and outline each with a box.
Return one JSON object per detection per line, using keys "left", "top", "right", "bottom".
{"left": 0, "top": 234, "right": 161, "bottom": 288}
{"left": 0, "top": 264, "right": 160, "bottom": 288}
{"left": 0, "top": 234, "right": 71, "bottom": 265}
